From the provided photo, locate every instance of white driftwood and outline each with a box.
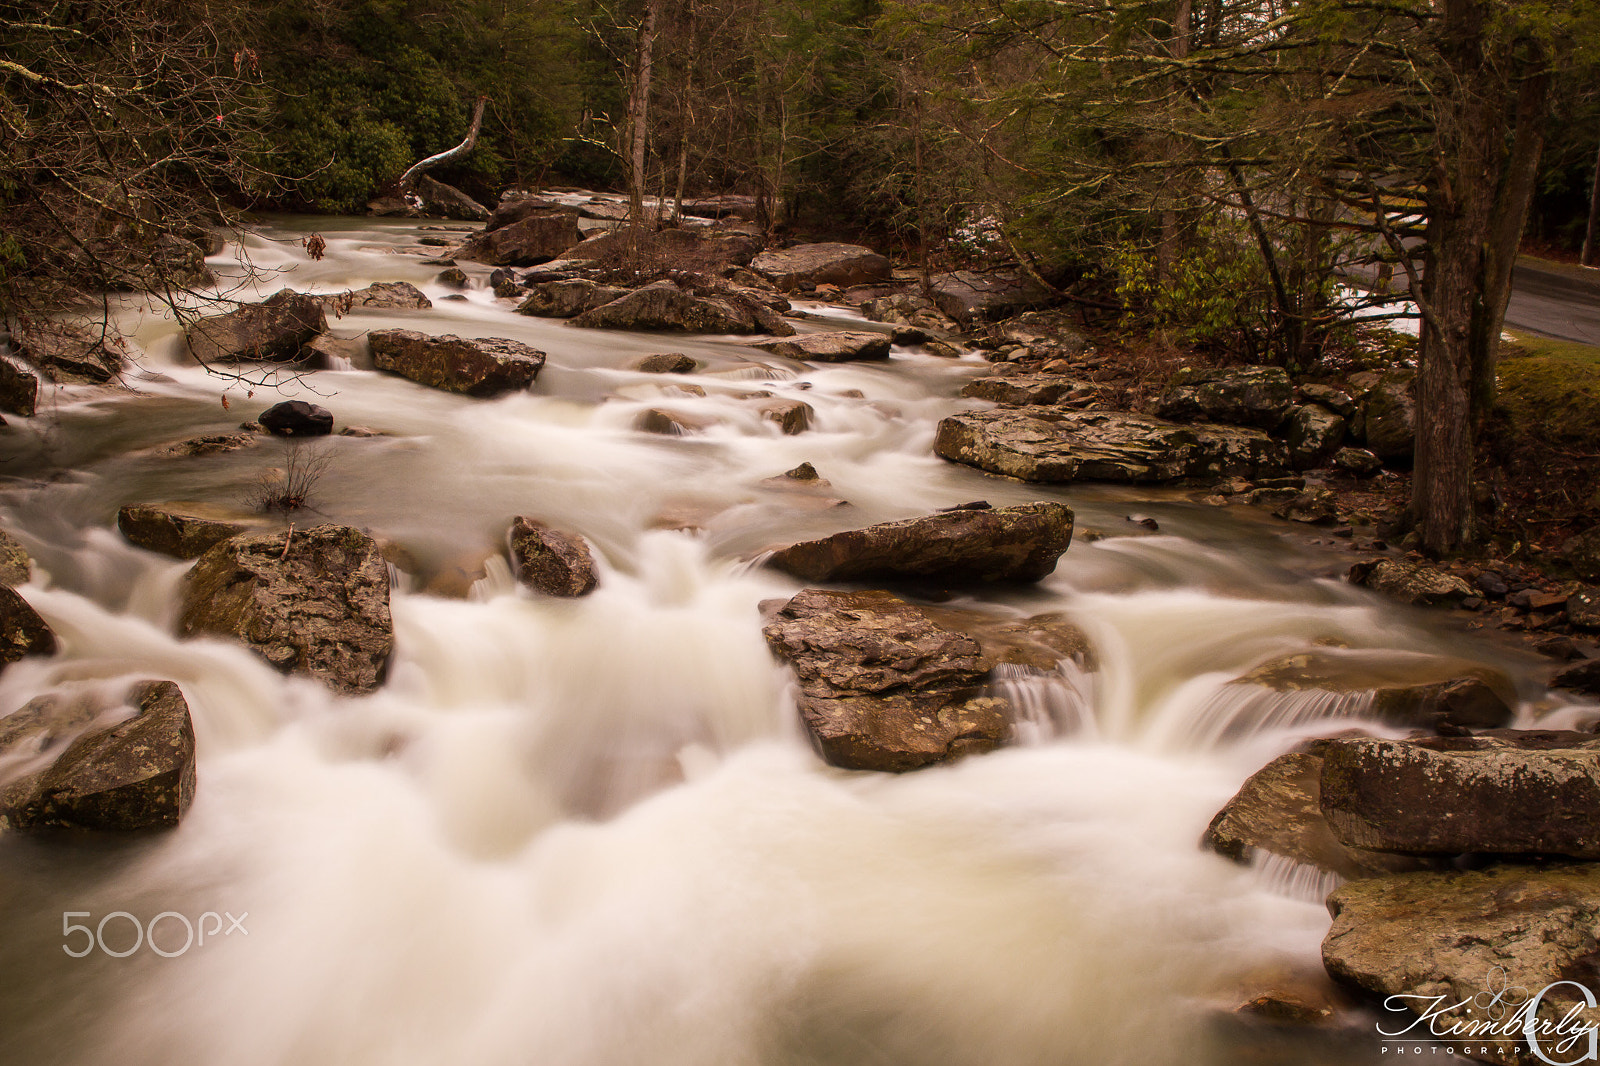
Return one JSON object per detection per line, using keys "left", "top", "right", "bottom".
{"left": 397, "top": 97, "right": 487, "bottom": 192}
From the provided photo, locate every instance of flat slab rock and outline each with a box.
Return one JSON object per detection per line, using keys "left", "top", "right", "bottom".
{"left": 319, "top": 281, "right": 432, "bottom": 311}
{"left": 117, "top": 503, "right": 258, "bottom": 560}
{"left": 753, "top": 331, "right": 891, "bottom": 363}
{"left": 1320, "top": 731, "right": 1600, "bottom": 858}
{"left": 1155, "top": 366, "right": 1293, "bottom": 429}
{"left": 569, "top": 279, "right": 795, "bottom": 336}
{"left": 0, "top": 680, "right": 196, "bottom": 831}
{"left": 1324, "top": 865, "right": 1600, "bottom": 1065}
{"left": 961, "top": 374, "right": 1102, "bottom": 407}
{"left": 368, "top": 329, "right": 545, "bottom": 397}
{"left": 935, "top": 408, "right": 1289, "bottom": 484}
{"left": 765, "top": 502, "right": 1074, "bottom": 584}
{"left": 749, "top": 243, "right": 891, "bottom": 290}
{"left": 179, "top": 524, "right": 393, "bottom": 695}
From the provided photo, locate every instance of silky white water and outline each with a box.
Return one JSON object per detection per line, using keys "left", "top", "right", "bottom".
{"left": 0, "top": 216, "right": 1573, "bottom": 1065}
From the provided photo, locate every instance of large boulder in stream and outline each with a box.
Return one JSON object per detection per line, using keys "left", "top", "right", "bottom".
{"left": 454, "top": 208, "right": 581, "bottom": 266}
{"left": 509, "top": 517, "right": 598, "bottom": 597}
{"left": 935, "top": 409, "right": 1289, "bottom": 484}
{"left": 569, "top": 279, "right": 795, "bottom": 336}
{"left": 517, "top": 280, "right": 630, "bottom": 318}
{"left": 762, "top": 589, "right": 1010, "bottom": 772}
{"left": 318, "top": 281, "right": 432, "bottom": 312}
{"left": 753, "top": 331, "right": 891, "bottom": 363}
{"left": 1319, "top": 731, "right": 1600, "bottom": 858}
{"left": 0, "top": 586, "right": 56, "bottom": 672}
{"left": 1155, "top": 366, "right": 1294, "bottom": 429}
{"left": 749, "top": 243, "right": 891, "bottom": 290}
{"left": 185, "top": 289, "right": 328, "bottom": 365}
{"left": 0, "top": 353, "right": 41, "bottom": 416}
{"left": 368, "top": 330, "right": 545, "bottom": 397}
{"left": 0, "top": 680, "right": 196, "bottom": 831}
{"left": 10, "top": 320, "right": 124, "bottom": 383}
{"left": 1323, "top": 865, "right": 1600, "bottom": 1066}
{"left": 117, "top": 504, "right": 257, "bottom": 560}
{"left": 765, "top": 502, "right": 1074, "bottom": 584}
{"left": 179, "top": 524, "right": 393, "bottom": 695}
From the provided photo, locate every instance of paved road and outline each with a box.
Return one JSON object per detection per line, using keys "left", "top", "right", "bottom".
{"left": 1506, "top": 258, "right": 1600, "bottom": 345}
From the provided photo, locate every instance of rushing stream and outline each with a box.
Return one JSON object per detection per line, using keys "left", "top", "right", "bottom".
{"left": 0, "top": 216, "right": 1585, "bottom": 1066}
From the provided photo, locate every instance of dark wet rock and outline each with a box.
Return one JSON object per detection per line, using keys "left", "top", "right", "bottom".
{"left": 1273, "top": 488, "right": 1340, "bottom": 525}
{"left": 753, "top": 397, "right": 813, "bottom": 435}
{"left": 412, "top": 175, "right": 489, "bottom": 222}
{"left": 750, "top": 243, "right": 892, "bottom": 290}
{"left": 454, "top": 208, "right": 581, "bottom": 266}
{"left": 319, "top": 281, "right": 432, "bottom": 311}
{"left": 436, "top": 267, "right": 470, "bottom": 288}
{"left": 1533, "top": 635, "right": 1588, "bottom": 661}
{"left": 1323, "top": 864, "right": 1600, "bottom": 1066}
{"left": 1234, "top": 649, "right": 1515, "bottom": 732}
{"left": 634, "top": 407, "right": 719, "bottom": 435}
{"left": 753, "top": 331, "right": 891, "bottom": 363}
{"left": 570, "top": 280, "right": 795, "bottom": 336}
{"left": 934, "top": 409, "right": 1290, "bottom": 485}
{"left": 154, "top": 432, "right": 260, "bottom": 459}
{"left": 179, "top": 524, "right": 393, "bottom": 695}
{"left": 680, "top": 194, "right": 758, "bottom": 220}
{"left": 765, "top": 502, "right": 1073, "bottom": 584}
{"left": 0, "top": 530, "right": 30, "bottom": 587}
{"left": 1347, "top": 558, "right": 1472, "bottom": 607}
{"left": 1155, "top": 366, "right": 1293, "bottom": 429}
{"left": 1569, "top": 588, "right": 1600, "bottom": 631}
{"left": 509, "top": 516, "right": 598, "bottom": 597}
{"left": 1354, "top": 371, "right": 1414, "bottom": 462}
{"left": 1299, "top": 384, "right": 1357, "bottom": 418}
{"left": 1286, "top": 405, "right": 1347, "bottom": 469}
{"left": 1319, "top": 731, "right": 1600, "bottom": 857}
{"left": 485, "top": 196, "right": 566, "bottom": 232}
{"left": 0, "top": 586, "right": 55, "bottom": 672}
{"left": 1331, "top": 447, "right": 1382, "bottom": 477}
{"left": 761, "top": 588, "right": 1010, "bottom": 772}
{"left": 1204, "top": 752, "right": 1432, "bottom": 880}
{"left": 631, "top": 352, "right": 697, "bottom": 374}
{"left": 1552, "top": 658, "right": 1600, "bottom": 695}
{"left": 1565, "top": 527, "right": 1600, "bottom": 582}
{"left": 890, "top": 326, "right": 929, "bottom": 345}
{"left": 0, "top": 354, "right": 40, "bottom": 416}
{"left": 368, "top": 330, "right": 545, "bottom": 397}
{"left": 517, "top": 279, "right": 630, "bottom": 318}
{"left": 117, "top": 504, "right": 256, "bottom": 560}
{"left": 10, "top": 320, "right": 123, "bottom": 383}
{"left": 259, "top": 400, "right": 333, "bottom": 437}
{"left": 927, "top": 269, "right": 1051, "bottom": 326}
{"left": 0, "top": 680, "right": 197, "bottom": 832}
{"left": 1476, "top": 570, "right": 1510, "bottom": 598}
{"left": 185, "top": 290, "right": 327, "bottom": 365}
{"left": 960, "top": 374, "right": 1101, "bottom": 407}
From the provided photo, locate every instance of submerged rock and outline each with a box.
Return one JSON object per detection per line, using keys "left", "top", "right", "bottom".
{"left": 117, "top": 504, "right": 256, "bottom": 560}
{"left": 0, "top": 681, "right": 196, "bottom": 831}
{"left": 179, "top": 524, "right": 393, "bottom": 695}
{"left": 1319, "top": 731, "right": 1600, "bottom": 858}
{"left": 766, "top": 502, "right": 1073, "bottom": 584}
{"left": 184, "top": 289, "right": 327, "bottom": 365}
{"left": 753, "top": 331, "right": 891, "bottom": 363}
{"left": 749, "top": 243, "right": 891, "bottom": 290}
{"left": 368, "top": 330, "right": 545, "bottom": 397}
{"left": 762, "top": 589, "right": 1010, "bottom": 771}
{"left": 0, "top": 586, "right": 56, "bottom": 672}
{"left": 509, "top": 517, "right": 598, "bottom": 597}
{"left": 570, "top": 279, "right": 795, "bottom": 336}
{"left": 935, "top": 409, "right": 1289, "bottom": 484}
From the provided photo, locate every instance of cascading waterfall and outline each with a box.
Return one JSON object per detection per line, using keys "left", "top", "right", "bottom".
{"left": 0, "top": 215, "right": 1570, "bottom": 1066}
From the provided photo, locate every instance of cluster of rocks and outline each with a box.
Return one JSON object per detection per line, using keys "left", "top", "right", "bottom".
{"left": 0, "top": 319, "right": 130, "bottom": 418}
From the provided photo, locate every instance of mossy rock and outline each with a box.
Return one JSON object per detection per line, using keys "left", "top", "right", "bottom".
{"left": 1497, "top": 340, "right": 1600, "bottom": 449}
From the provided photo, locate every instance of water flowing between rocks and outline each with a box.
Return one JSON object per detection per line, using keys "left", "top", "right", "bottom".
{"left": 0, "top": 217, "right": 1583, "bottom": 1066}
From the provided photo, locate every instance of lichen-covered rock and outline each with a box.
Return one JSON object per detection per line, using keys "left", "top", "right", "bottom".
{"left": 508, "top": 516, "right": 597, "bottom": 597}
{"left": 960, "top": 374, "right": 1101, "bottom": 407}
{"left": 570, "top": 280, "right": 795, "bottom": 336}
{"left": 179, "top": 524, "right": 393, "bottom": 695}
{"left": 319, "top": 281, "right": 432, "bottom": 311}
{"left": 368, "top": 330, "right": 545, "bottom": 397}
{"left": 766, "top": 502, "right": 1073, "bottom": 584}
{"left": 1346, "top": 558, "right": 1472, "bottom": 607}
{"left": 1155, "top": 366, "right": 1294, "bottom": 429}
{"left": 631, "top": 352, "right": 697, "bottom": 374}
{"left": 1323, "top": 865, "right": 1600, "bottom": 1066}
{"left": 762, "top": 588, "right": 1010, "bottom": 771}
{"left": 750, "top": 243, "right": 891, "bottom": 290}
{"left": 454, "top": 208, "right": 581, "bottom": 266}
{"left": 517, "top": 280, "right": 630, "bottom": 318}
{"left": 0, "top": 680, "right": 196, "bottom": 831}
{"left": 934, "top": 409, "right": 1289, "bottom": 484}
{"left": 1203, "top": 752, "right": 1431, "bottom": 880}
{"left": 1286, "top": 404, "right": 1347, "bottom": 469}
{"left": 117, "top": 504, "right": 255, "bottom": 560}
{"left": 0, "top": 586, "right": 55, "bottom": 672}
{"left": 0, "top": 530, "right": 31, "bottom": 587}
{"left": 1319, "top": 731, "right": 1600, "bottom": 857}
{"left": 753, "top": 331, "right": 891, "bottom": 363}
{"left": 184, "top": 289, "right": 327, "bottom": 365}
{"left": 1354, "top": 371, "right": 1415, "bottom": 461}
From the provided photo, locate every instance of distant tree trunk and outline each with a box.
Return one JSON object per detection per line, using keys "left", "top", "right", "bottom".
{"left": 1583, "top": 132, "right": 1600, "bottom": 267}
{"left": 397, "top": 97, "right": 487, "bottom": 192}
{"left": 625, "top": 0, "right": 662, "bottom": 246}
{"left": 1156, "top": 0, "right": 1192, "bottom": 284}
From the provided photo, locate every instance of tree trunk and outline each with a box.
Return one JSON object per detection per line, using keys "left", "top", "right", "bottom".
{"left": 397, "top": 97, "right": 487, "bottom": 192}
{"left": 1156, "top": 0, "right": 1193, "bottom": 284}
{"left": 1583, "top": 129, "right": 1600, "bottom": 267}
{"left": 625, "top": 0, "right": 662, "bottom": 244}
